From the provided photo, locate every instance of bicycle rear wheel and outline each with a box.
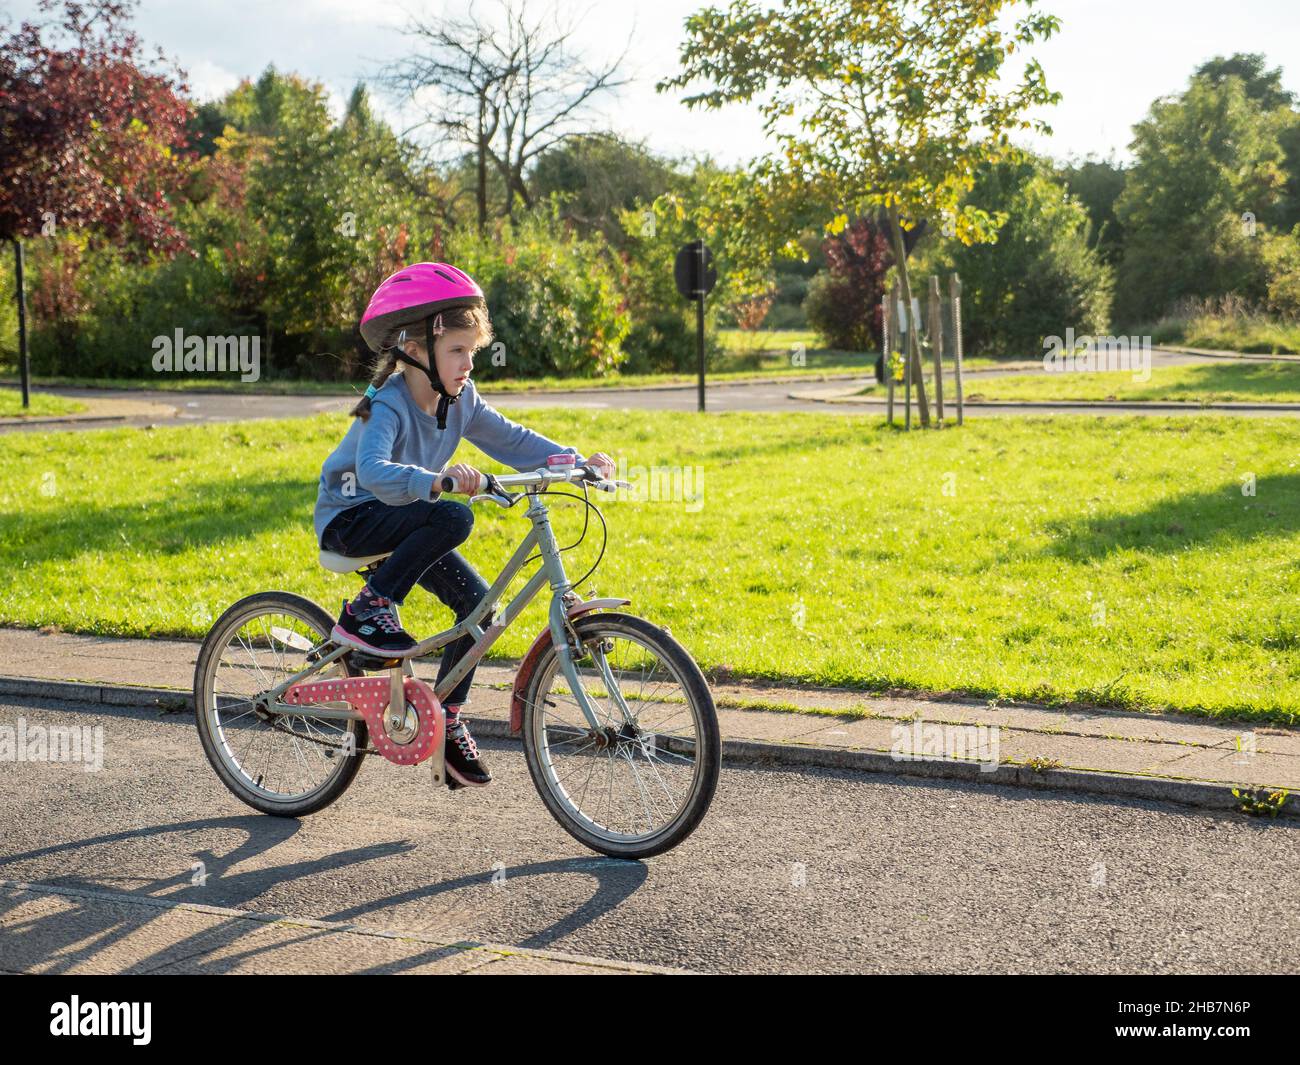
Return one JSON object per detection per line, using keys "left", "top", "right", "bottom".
{"left": 521, "top": 612, "right": 720, "bottom": 859}
{"left": 194, "top": 591, "right": 367, "bottom": 817}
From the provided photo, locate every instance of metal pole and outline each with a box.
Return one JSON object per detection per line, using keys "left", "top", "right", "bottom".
{"left": 696, "top": 240, "right": 706, "bottom": 413}
{"left": 929, "top": 274, "right": 944, "bottom": 426}
{"left": 696, "top": 299, "right": 705, "bottom": 413}
{"left": 949, "top": 273, "right": 964, "bottom": 427}
{"left": 14, "top": 239, "right": 29, "bottom": 409}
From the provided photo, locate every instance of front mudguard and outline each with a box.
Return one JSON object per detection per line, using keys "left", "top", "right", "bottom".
{"left": 509, "top": 597, "right": 631, "bottom": 733}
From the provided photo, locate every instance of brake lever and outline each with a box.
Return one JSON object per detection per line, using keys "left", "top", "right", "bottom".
{"left": 575, "top": 465, "right": 631, "bottom": 493}
{"left": 470, "top": 473, "right": 520, "bottom": 508}
{"left": 591, "top": 479, "right": 631, "bottom": 493}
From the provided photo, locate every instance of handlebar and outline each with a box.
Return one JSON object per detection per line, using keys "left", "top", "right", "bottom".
{"left": 438, "top": 464, "right": 628, "bottom": 500}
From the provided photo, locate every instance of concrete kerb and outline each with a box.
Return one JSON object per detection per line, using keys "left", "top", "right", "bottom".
{"left": 3, "top": 674, "right": 1292, "bottom": 823}
{"left": 788, "top": 388, "right": 1300, "bottom": 413}
{"left": 0, "top": 413, "right": 130, "bottom": 427}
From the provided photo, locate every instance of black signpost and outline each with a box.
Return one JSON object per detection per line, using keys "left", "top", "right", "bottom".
{"left": 674, "top": 239, "right": 716, "bottom": 412}
{"left": 13, "top": 240, "right": 29, "bottom": 409}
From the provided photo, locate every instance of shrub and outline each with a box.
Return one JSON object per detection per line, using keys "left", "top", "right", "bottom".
{"left": 931, "top": 160, "right": 1113, "bottom": 356}
{"left": 450, "top": 217, "right": 630, "bottom": 379}
{"left": 620, "top": 307, "right": 724, "bottom": 374}
{"left": 803, "top": 217, "right": 891, "bottom": 352}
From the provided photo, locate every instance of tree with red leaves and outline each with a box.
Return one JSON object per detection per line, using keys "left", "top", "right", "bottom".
{"left": 0, "top": 0, "right": 191, "bottom": 403}
{"left": 804, "top": 215, "right": 894, "bottom": 353}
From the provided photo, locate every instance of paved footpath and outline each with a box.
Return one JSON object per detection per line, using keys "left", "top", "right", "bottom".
{"left": 1, "top": 626, "right": 1296, "bottom": 815}
{"left": 5, "top": 347, "right": 1299, "bottom": 433}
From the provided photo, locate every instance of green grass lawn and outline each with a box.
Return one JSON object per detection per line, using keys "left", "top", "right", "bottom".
{"left": 961, "top": 361, "right": 1300, "bottom": 404}
{"left": 1, "top": 410, "right": 1297, "bottom": 722}
{"left": 0, "top": 390, "right": 86, "bottom": 417}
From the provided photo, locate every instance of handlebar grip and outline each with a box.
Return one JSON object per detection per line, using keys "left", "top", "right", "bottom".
{"left": 440, "top": 473, "right": 488, "bottom": 494}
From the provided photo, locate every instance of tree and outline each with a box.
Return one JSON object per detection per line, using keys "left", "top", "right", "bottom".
{"left": 1196, "top": 53, "right": 1300, "bottom": 233}
{"left": 929, "top": 158, "right": 1112, "bottom": 355}
{"left": 0, "top": 0, "right": 190, "bottom": 403}
{"left": 1115, "top": 73, "right": 1288, "bottom": 323}
{"left": 0, "top": 0, "right": 190, "bottom": 250}
{"left": 531, "top": 133, "right": 676, "bottom": 245}
{"left": 660, "top": 0, "right": 1060, "bottom": 427}
{"left": 615, "top": 158, "right": 779, "bottom": 372}
{"left": 387, "top": 0, "right": 628, "bottom": 230}
{"left": 1058, "top": 156, "right": 1127, "bottom": 266}
{"left": 1194, "top": 53, "right": 1295, "bottom": 111}
{"left": 804, "top": 216, "right": 893, "bottom": 351}
{"left": 214, "top": 71, "right": 438, "bottom": 374}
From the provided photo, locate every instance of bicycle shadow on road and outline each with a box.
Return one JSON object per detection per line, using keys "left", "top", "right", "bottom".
{"left": 0, "top": 813, "right": 416, "bottom": 974}
{"left": 0, "top": 814, "right": 649, "bottom": 974}
{"left": 320, "top": 854, "right": 650, "bottom": 970}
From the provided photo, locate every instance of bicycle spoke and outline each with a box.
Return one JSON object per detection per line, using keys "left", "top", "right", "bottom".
{"left": 531, "top": 623, "right": 707, "bottom": 843}
{"left": 203, "top": 605, "right": 356, "bottom": 804}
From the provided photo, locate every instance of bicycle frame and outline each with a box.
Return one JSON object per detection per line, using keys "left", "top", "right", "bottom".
{"left": 256, "top": 485, "right": 618, "bottom": 738}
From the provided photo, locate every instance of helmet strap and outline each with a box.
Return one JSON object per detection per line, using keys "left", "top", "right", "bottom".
{"left": 392, "top": 315, "right": 460, "bottom": 430}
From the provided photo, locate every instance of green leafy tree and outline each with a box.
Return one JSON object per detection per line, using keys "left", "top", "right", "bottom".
{"left": 1194, "top": 53, "right": 1295, "bottom": 111}
{"left": 1115, "top": 73, "right": 1289, "bottom": 323}
{"left": 659, "top": 0, "right": 1060, "bottom": 426}
{"left": 530, "top": 133, "right": 676, "bottom": 246}
{"left": 1195, "top": 54, "right": 1300, "bottom": 233}
{"left": 225, "top": 71, "right": 436, "bottom": 374}
{"left": 615, "top": 160, "right": 775, "bottom": 372}
{"left": 926, "top": 158, "right": 1112, "bottom": 355}
{"left": 1058, "top": 157, "right": 1127, "bottom": 266}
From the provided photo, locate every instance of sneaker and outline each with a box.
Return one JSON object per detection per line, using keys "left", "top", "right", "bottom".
{"left": 332, "top": 590, "right": 418, "bottom": 657}
{"left": 445, "top": 717, "right": 492, "bottom": 788}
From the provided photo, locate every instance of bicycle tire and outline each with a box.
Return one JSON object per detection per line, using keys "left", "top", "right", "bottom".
{"left": 194, "top": 591, "right": 368, "bottom": 817}
{"left": 521, "top": 611, "right": 720, "bottom": 859}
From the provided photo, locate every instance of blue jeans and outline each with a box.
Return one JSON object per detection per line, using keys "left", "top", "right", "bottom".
{"left": 321, "top": 498, "right": 490, "bottom": 706}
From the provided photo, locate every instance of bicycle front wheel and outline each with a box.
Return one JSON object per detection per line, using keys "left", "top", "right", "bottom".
{"left": 521, "top": 612, "right": 720, "bottom": 859}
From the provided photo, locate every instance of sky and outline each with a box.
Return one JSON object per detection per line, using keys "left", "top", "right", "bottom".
{"left": 6, "top": 0, "right": 1300, "bottom": 166}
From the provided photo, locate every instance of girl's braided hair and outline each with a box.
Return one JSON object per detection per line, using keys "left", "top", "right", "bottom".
{"left": 350, "top": 303, "right": 493, "bottom": 420}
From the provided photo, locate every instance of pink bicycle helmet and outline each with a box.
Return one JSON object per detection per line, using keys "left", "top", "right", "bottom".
{"left": 358, "top": 262, "right": 487, "bottom": 429}
{"left": 359, "top": 262, "right": 485, "bottom": 353}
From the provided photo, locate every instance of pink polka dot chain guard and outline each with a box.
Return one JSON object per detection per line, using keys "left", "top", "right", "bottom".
{"left": 282, "top": 674, "right": 445, "bottom": 766}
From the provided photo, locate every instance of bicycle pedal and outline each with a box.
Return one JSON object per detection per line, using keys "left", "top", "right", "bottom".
{"left": 347, "top": 650, "right": 400, "bottom": 672}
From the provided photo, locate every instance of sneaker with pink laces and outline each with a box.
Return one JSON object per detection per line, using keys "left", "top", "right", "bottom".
{"left": 444, "top": 711, "right": 492, "bottom": 788}
{"left": 332, "top": 586, "right": 418, "bottom": 656}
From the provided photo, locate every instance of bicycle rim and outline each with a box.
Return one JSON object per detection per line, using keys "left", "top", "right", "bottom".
{"left": 198, "top": 599, "right": 360, "bottom": 808}
{"left": 527, "top": 618, "right": 712, "bottom": 849}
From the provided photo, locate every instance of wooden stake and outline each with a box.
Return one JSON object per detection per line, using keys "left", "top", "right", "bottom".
{"left": 949, "top": 273, "right": 965, "bottom": 427}
{"left": 928, "top": 274, "right": 945, "bottom": 427}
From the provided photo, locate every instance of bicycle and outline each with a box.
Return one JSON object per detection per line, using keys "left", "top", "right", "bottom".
{"left": 193, "top": 461, "right": 721, "bottom": 859}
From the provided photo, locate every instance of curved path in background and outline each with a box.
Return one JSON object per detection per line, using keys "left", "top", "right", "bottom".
{"left": 1, "top": 347, "right": 1296, "bottom": 433}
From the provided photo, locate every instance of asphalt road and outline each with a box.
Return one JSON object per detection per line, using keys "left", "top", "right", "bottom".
{"left": 2, "top": 694, "right": 1297, "bottom": 974}
{"left": 4, "top": 348, "right": 1293, "bottom": 433}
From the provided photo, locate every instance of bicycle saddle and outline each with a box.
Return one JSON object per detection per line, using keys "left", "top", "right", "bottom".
{"left": 318, "top": 549, "right": 393, "bottom": 574}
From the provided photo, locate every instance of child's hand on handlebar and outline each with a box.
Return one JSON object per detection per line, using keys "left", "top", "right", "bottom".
{"left": 586, "top": 452, "right": 616, "bottom": 480}
{"left": 440, "top": 462, "right": 482, "bottom": 495}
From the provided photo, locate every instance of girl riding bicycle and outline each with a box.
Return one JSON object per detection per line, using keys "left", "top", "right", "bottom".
{"left": 313, "top": 262, "right": 615, "bottom": 789}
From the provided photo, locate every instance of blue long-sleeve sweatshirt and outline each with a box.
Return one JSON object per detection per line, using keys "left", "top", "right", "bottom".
{"left": 313, "top": 372, "right": 583, "bottom": 545}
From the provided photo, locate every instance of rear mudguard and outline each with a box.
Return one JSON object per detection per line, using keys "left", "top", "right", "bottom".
{"left": 510, "top": 597, "right": 631, "bottom": 733}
